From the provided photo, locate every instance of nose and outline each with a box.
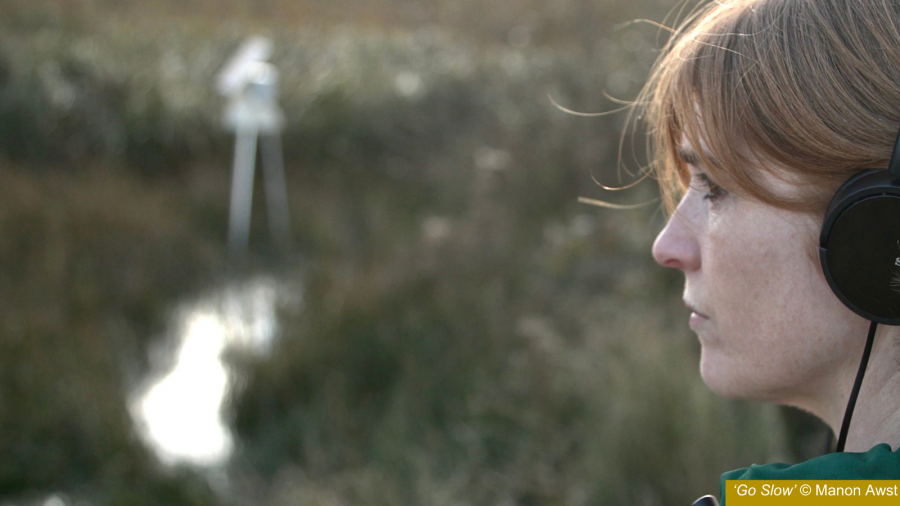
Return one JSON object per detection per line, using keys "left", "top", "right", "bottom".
{"left": 652, "top": 207, "right": 701, "bottom": 272}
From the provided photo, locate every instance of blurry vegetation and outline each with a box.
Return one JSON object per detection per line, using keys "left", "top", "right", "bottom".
{"left": 0, "top": 0, "right": 827, "bottom": 504}
{"left": 0, "top": 167, "right": 224, "bottom": 503}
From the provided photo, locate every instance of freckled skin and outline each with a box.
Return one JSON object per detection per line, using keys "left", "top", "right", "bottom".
{"left": 652, "top": 170, "right": 869, "bottom": 412}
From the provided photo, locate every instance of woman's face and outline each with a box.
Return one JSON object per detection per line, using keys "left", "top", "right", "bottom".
{"left": 652, "top": 148, "right": 869, "bottom": 406}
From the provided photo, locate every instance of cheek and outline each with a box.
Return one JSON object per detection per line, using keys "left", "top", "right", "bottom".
{"left": 700, "top": 211, "right": 865, "bottom": 399}
{"left": 704, "top": 219, "right": 802, "bottom": 327}
{"left": 699, "top": 235, "right": 811, "bottom": 397}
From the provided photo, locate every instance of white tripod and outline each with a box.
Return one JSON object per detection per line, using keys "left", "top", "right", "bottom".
{"left": 216, "top": 38, "right": 291, "bottom": 256}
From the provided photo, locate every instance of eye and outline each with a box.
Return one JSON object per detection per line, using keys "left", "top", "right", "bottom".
{"left": 694, "top": 173, "right": 727, "bottom": 201}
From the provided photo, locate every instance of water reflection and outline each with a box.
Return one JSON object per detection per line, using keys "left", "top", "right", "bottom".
{"left": 131, "top": 277, "right": 296, "bottom": 466}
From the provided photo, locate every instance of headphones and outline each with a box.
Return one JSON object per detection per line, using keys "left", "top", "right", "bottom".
{"left": 815, "top": 126, "right": 900, "bottom": 454}
{"left": 819, "top": 127, "right": 900, "bottom": 325}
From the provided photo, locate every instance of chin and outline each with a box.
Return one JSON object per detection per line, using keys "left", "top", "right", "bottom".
{"left": 698, "top": 350, "right": 775, "bottom": 401}
{"left": 699, "top": 365, "right": 744, "bottom": 399}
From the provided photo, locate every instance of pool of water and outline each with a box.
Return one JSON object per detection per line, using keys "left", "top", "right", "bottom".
{"left": 130, "top": 276, "right": 300, "bottom": 466}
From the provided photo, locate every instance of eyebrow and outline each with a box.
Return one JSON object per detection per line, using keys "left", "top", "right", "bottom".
{"left": 695, "top": 172, "right": 715, "bottom": 185}
{"left": 677, "top": 147, "right": 701, "bottom": 166}
{"left": 676, "top": 147, "right": 719, "bottom": 169}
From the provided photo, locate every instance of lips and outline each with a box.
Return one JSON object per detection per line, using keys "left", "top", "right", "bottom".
{"left": 684, "top": 300, "right": 709, "bottom": 318}
{"left": 685, "top": 300, "right": 710, "bottom": 330}
{"left": 689, "top": 312, "right": 709, "bottom": 330}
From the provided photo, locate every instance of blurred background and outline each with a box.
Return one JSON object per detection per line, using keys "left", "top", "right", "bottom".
{"left": 0, "top": 0, "right": 828, "bottom": 504}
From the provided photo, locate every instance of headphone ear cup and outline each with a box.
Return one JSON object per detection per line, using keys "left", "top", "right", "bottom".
{"left": 820, "top": 169, "right": 900, "bottom": 324}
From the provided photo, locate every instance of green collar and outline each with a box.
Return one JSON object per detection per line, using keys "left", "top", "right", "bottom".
{"left": 719, "top": 444, "right": 900, "bottom": 504}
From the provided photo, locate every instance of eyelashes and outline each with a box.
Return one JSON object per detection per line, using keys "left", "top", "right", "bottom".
{"left": 693, "top": 172, "right": 728, "bottom": 201}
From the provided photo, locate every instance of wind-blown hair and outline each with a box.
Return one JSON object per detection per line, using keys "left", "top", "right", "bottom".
{"left": 641, "top": 0, "right": 900, "bottom": 214}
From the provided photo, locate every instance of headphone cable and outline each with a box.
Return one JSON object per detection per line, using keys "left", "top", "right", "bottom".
{"left": 835, "top": 320, "right": 878, "bottom": 453}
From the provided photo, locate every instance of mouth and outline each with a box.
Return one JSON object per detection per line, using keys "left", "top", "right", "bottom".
{"left": 685, "top": 304, "right": 709, "bottom": 318}
{"left": 684, "top": 300, "right": 709, "bottom": 328}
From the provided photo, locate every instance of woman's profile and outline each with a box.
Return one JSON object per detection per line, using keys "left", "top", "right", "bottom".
{"left": 639, "top": 0, "right": 900, "bottom": 501}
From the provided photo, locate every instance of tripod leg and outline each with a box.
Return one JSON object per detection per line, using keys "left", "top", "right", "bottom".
{"left": 261, "top": 133, "right": 291, "bottom": 252}
{"left": 228, "top": 127, "right": 258, "bottom": 255}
